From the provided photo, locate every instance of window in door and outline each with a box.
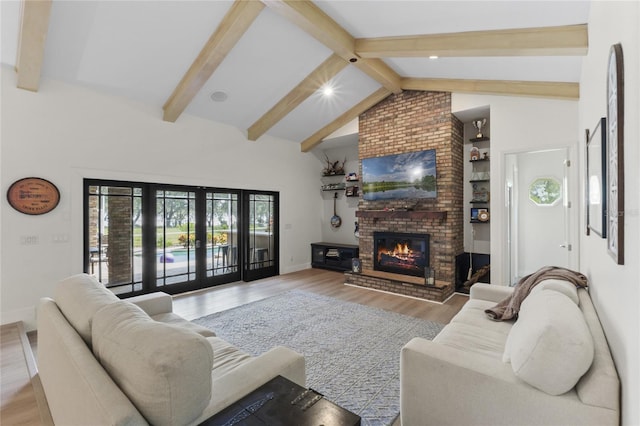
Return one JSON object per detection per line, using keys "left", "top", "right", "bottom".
{"left": 85, "top": 182, "right": 143, "bottom": 295}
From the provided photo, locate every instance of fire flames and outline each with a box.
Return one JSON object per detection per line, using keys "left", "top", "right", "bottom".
{"left": 378, "top": 242, "right": 413, "bottom": 262}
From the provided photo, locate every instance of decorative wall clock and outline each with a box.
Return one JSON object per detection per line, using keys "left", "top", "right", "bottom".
{"left": 606, "top": 43, "right": 624, "bottom": 265}
{"left": 7, "top": 177, "right": 60, "bottom": 215}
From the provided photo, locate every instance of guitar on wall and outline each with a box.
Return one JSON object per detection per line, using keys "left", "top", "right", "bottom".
{"left": 330, "top": 192, "right": 342, "bottom": 228}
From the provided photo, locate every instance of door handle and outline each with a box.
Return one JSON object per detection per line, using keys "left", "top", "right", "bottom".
{"left": 559, "top": 243, "right": 572, "bottom": 251}
{"left": 195, "top": 240, "right": 201, "bottom": 249}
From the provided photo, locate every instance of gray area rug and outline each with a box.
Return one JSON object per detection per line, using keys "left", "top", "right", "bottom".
{"left": 193, "top": 290, "right": 444, "bottom": 426}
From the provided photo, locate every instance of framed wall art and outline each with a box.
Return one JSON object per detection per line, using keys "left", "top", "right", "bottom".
{"left": 7, "top": 177, "right": 60, "bottom": 215}
{"left": 585, "top": 117, "right": 606, "bottom": 237}
{"left": 606, "top": 43, "right": 624, "bottom": 265}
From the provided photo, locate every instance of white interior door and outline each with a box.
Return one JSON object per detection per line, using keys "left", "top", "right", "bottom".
{"left": 505, "top": 148, "right": 572, "bottom": 285}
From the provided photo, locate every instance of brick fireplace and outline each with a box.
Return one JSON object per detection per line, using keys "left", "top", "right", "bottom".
{"left": 345, "top": 91, "right": 463, "bottom": 302}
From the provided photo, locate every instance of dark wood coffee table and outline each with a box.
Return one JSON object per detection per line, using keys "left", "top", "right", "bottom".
{"left": 200, "top": 375, "right": 361, "bottom": 426}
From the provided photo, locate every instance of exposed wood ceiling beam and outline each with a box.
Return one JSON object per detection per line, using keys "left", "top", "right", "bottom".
{"left": 15, "top": 0, "right": 52, "bottom": 92}
{"left": 248, "top": 54, "right": 348, "bottom": 141}
{"left": 301, "top": 87, "right": 391, "bottom": 152}
{"left": 355, "top": 24, "right": 588, "bottom": 58}
{"left": 163, "top": 0, "right": 264, "bottom": 122}
{"left": 261, "top": 0, "right": 402, "bottom": 94}
{"left": 402, "top": 78, "right": 579, "bottom": 100}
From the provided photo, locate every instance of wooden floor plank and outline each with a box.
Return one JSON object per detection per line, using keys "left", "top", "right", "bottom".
{"left": 1, "top": 322, "right": 49, "bottom": 426}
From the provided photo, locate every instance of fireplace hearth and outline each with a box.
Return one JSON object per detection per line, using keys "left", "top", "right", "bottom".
{"left": 373, "top": 232, "right": 429, "bottom": 278}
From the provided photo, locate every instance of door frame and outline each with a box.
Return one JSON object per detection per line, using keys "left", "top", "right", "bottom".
{"left": 242, "top": 190, "right": 280, "bottom": 282}
{"left": 84, "top": 179, "right": 279, "bottom": 296}
{"left": 501, "top": 146, "right": 579, "bottom": 286}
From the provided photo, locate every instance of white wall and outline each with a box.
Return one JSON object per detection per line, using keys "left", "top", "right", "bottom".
{"left": 578, "top": 2, "right": 640, "bottom": 425}
{"left": 317, "top": 145, "right": 360, "bottom": 245}
{"left": 452, "top": 94, "right": 580, "bottom": 286}
{"left": 0, "top": 68, "right": 323, "bottom": 330}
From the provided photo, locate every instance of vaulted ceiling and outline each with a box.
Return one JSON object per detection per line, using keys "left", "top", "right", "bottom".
{"left": 1, "top": 1, "right": 590, "bottom": 151}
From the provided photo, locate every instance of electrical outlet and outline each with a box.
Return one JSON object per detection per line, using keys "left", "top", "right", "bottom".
{"left": 52, "top": 234, "right": 69, "bottom": 243}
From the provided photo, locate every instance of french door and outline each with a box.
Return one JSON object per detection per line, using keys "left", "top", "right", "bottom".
{"left": 84, "top": 180, "right": 278, "bottom": 296}
{"left": 242, "top": 191, "right": 279, "bottom": 281}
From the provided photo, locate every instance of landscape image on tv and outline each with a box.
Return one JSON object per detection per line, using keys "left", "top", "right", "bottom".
{"left": 362, "top": 149, "right": 437, "bottom": 201}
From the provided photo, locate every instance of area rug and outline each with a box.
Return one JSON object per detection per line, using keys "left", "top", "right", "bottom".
{"left": 192, "top": 290, "right": 444, "bottom": 426}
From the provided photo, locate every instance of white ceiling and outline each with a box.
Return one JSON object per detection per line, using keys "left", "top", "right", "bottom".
{"left": 1, "top": 1, "right": 590, "bottom": 149}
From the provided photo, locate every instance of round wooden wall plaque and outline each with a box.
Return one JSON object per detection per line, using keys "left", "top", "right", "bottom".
{"left": 7, "top": 177, "right": 60, "bottom": 215}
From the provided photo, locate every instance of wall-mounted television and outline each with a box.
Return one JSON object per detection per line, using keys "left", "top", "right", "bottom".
{"left": 362, "top": 149, "right": 437, "bottom": 201}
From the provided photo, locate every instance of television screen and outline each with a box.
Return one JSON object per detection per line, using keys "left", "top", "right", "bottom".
{"left": 362, "top": 149, "right": 437, "bottom": 201}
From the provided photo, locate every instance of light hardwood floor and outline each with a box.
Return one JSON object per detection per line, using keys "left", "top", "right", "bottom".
{"left": 0, "top": 268, "right": 467, "bottom": 425}
{"left": 173, "top": 268, "right": 468, "bottom": 323}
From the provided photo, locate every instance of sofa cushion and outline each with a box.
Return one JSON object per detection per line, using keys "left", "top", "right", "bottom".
{"left": 207, "top": 336, "right": 253, "bottom": 379}
{"left": 434, "top": 322, "right": 508, "bottom": 360}
{"left": 529, "top": 278, "right": 579, "bottom": 304}
{"left": 450, "top": 299, "right": 513, "bottom": 336}
{"left": 54, "top": 273, "right": 119, "bottom": 347}
{"left": 504, "top": 290, "right": 594, "bottom": 395}
{"left": 92, "top": 301, "right": 213, "bottom": 426}
{"left": 151, "top": 312, "right": 216, "bottom": 337}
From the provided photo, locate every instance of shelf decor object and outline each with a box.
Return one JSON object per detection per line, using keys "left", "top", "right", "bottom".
{"left": 472, "top": 118, "right": 487, "bottom": 139}
{"left": 7, "top": 177, "right": 60, "bottom": 215}
{"left": 470, "top": 208, "right": 489, "bottom": 223}
{"left": 606, "top": 43, "right": 624, "bottom": 265}
{"left": 322, "top": 154, "right": 346, "bottom": 176}
{"left": 585, "top": 117, "right": 607, "bottom": 238}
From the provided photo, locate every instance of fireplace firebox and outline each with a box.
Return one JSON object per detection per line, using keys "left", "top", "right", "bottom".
{"left": 373, "top": 232, "right": 429, "bottom": 277}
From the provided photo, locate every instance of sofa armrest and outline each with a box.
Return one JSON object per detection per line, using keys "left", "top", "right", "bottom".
{"left": 126, "top": 292, "right": 173, "bottom": 316}
{"left": 196, "top": 346, "right": 305, "bottom": 423}
{"left": 469, "top": 282, "right": 513, "bottom": 303}
{"left": 400, "top": 337, "right": 617, "bottom": 426}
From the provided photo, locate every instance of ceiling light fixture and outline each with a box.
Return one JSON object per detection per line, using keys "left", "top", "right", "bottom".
{"left": 322, "top": 85, "right": 334, "bottom": 97}
{"left": 429, "top": 55, "right": 439, "bottom": 60}
{"left": 210, "top": 91, "right": 228, "bottom": 102}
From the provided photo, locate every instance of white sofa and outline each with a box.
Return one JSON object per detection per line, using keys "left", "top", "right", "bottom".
{"left": 37, "top": 274, "right": 305, "bottom": 426}
{"left": 400, "top": 281, "right": 619, "bottom": 426}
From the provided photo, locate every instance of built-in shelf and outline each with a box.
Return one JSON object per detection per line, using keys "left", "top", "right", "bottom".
{"left": 468, "top": 136, "right": 490, "bottom": 143}
{"left": 469, "top": 158, "right": 489, "bottom": 163}
{"left": 469, "top": 179, "right": 490, "bottom": 183}
{"left": 356, "top": 210, "right": 447, "bottom": 220}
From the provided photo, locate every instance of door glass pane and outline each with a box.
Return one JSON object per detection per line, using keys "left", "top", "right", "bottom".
{"left": 86, "top": 184, "right": 143, "bottom": 294}
{"left": 156, "top": 190, "right": 197, "bottom": 286}
{"left": 248, "top": 194, "right": 275, "bottom": 270}
{"left": 206, "top": 192, "right": 239, "bottom": 277}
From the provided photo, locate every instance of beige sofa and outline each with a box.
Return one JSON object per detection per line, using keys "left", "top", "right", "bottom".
{"left": 400, "top": 281, "right": 619, "bottom": 426}
{"left": 37, "top": 274, "right": 305, "bottom": 426}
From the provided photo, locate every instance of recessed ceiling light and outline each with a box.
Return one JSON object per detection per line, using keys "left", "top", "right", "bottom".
{"left": 429, "top": 55, "right": 439, "bottom": 60}
{"left": 210, "top": 91, "right": 228, "bottom": 102}
{"left": 322, "top": 85, "right": 334, "bottom": 97}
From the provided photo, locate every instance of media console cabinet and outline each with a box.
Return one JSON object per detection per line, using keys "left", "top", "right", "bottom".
{"left": 311, "top": 242, "right": 359, "bottom": 272}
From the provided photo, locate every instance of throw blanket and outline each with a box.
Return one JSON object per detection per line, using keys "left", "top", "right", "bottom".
{"left": 485, "top": 266, "right": 588, "bottom": 321}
